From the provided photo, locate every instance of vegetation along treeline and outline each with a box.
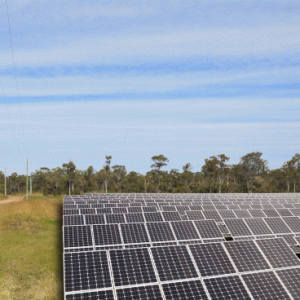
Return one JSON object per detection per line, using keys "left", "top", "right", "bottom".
{"left": 1, "top": 152, "right": 300, "bottom": 195}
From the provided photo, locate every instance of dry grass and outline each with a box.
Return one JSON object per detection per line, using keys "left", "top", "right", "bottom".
{"left": 0, "top": 194, "right": 9, "bottom": 201}
{"left": 0, "top": 195, "right": 64, "bottom": 300}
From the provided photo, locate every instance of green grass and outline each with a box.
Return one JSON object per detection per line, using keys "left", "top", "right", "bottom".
{"left": 0, "top": 195, "right": 64, "bottom": 299}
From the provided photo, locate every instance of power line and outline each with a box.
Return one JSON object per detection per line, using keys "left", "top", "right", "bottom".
{"left": 5, "top": 0, "right": 28, "bottom": 158}
{"left": 0, "top": 76, "right": 23, "bottom": 159}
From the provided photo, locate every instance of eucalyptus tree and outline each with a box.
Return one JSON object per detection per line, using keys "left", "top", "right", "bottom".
{"left": 150, "top": 155, "right": 169, "bottom": 192}
{"left": 202, "top": 157, "right": 218, "bottom": 193}
{"left": 112, "top": 165, "right": 127, "bottom": 192}
{"left": 284, "top": 154, "right": 300, "bottom": 192}
{"left": 99, "top": 156, "right": 113, "bottom": 193}
{"left": 239, "top": 152, "right": 268, "bottom": 193}
{"left": 62, "top": 160, "right": 77, "bottom": 195}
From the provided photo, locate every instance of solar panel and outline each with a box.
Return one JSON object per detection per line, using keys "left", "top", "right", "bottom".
{"left": 170, "top": 221, "right": 200, "bottom": 241}
{"left": 204, "top": 275, "right": 251, "bottom": 300}
{"left": 234, "top": 210, "right": 252, "bottom": 219}
{"left": 244, "top": 218, "right": 273, "bottom": 235}
{"left": 223, "top": 240, "right": 270, "bottom": 272}
{"left": 120, "top": 223, "right": 149, "bottom": 244}
{"left": 127, "top": 206, "right": 142, "bottom": 213}
{"left": 282, "top": 216, "right": 300, "bottom": 233}
{"left": 162, "top": 280, "right": 209, "bottom": 300}
{"left": 202, "top": 211, "right": 223, "bottom": 222}
{"left": 276, "top": 267, "right": 300, "bottom": 300}
{"left": 65, "top": 290, "right": 115, "bottom": 300}
{"left": 116, "top": 285, "right": 163, "bottom": 300}
{"left": 64, "top": 251, "right": 111, "bottom": 292}
{"left": 63, "top": 226, "right": 93, "bottom": 248}
{"left": 263, "top": 217, "right": 292, "bottom": 234}
{"left": 218, "top": 210, "right": 237, "bottom": 219}
{"left": 186, "top": 210, "right": 205, "bottom": 220}
{"left": 242, "top": 271, "right": 291, "bottom": 300}
{"left": 194, "top": 220, "right": 223, "bottom": 239}
{"left": 144, "top": 212, "right": 164, "bottom": 222}
{"left": 105, "top": 214, "right": 126, "bottom": 224}
{"left": 224, "top": 219, "right": 252, "bottom": 237}
{"left": 162, "top": 211, "right": 182, "bottom": 221}
{"left": 146, "top": 222, "right": 176, "bottom": 242}
{"left": 80, "top": 208, "right": 96, "bottom": 215}
{"left": 64, "top": 215, "right": 85, "bottom": 226}
{"left": 249, "top": 209, "right": 266, "bottom": 218}
{"left": 85, "top": 214, "right": 105, "bottom": 225}
{"left": 93, "top": 224, "right": 122, "bottom": 246}
{"left": 189, "top": 242, "right": 235, "bottom": 277}
{"left": 151, "top": 245, "right": 198, "bottom": 281}
{"left": 110, "top": 248, "right": 157, "bottom": 286}
{"left": 256, "top": 238, "right": 300, "bottom": 268}
{"left": 276, "top": 209, "right": 293, "bottom": 217}
{"left": 263, "top": 209, "right": 280, "bottom": 217}
{"left": 64, "top": 209, "right": 80, "bottom": 215}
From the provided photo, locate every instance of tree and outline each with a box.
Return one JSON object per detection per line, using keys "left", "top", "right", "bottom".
{"left": 99, "top": 156, "right": 113, "bottom": 193}
{"left": 150, "top": 155, "right": 169, "bottom": 192}
{"left": 215, "top": 154, "right": 230, "bottom": 193}
{"left": 112, "top": 165, "right": 127, "bottom": 192}
{"left": 62, "top": 160, "right": 77, "bottom": 195}
{"left": 239, "top": 152, "right": 268, "bottom": 193}
{"left": 182, "top": 163, "right": 192, "bottom": 172}
{"left": 284, "top": 154, "right": 300, "bottom": 193}
{"left": 202, "top": 157, "right": 218, "bottom": 193}
{"left": 151, "top": 155, "right": 169, "bottom": 171}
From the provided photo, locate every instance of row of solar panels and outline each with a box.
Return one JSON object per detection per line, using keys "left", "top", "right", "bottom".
{"left": 63, "top": 218, "right": 300, "bottom": 251}
{"left": 63, "top": 194, "right": 300, "bottom": 299}
{"left": 64, "top": 239, "right": 300, "bottom": 299}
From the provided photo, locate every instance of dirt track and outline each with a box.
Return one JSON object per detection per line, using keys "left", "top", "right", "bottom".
{"left": 0, "top": 196, "right": 24, "bottom": 205}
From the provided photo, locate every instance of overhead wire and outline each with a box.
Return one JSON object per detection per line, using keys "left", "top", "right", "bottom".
{"left": 4, "top": 0, "right": 28, "bottom": 159}
{"left": 0, "top": 76, "right": 22, "bottom": 159}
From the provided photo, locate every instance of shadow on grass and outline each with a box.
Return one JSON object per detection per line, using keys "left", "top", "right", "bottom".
{"left": 56, "top": 202, "right": 64, "bottom": 300}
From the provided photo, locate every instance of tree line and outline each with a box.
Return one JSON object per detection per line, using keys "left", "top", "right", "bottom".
{"left": 1, "top": 152, "right": 300, "bottom": 195}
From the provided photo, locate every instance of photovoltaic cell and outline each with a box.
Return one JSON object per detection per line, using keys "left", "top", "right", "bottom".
{"left": 93, "top": 224, "right": 122, "bottom": 246}
{"left": 194, "top": 220, "right": 223, "bottom": 239}
{"left": 234, "top": 210, "right": 252, "bottom": 219}
{"left": 162, "top": 280, "right": 209, "bottom": 300}
{"left": 116, "top": 285, "right": 163, "bottom": 300}
{"left": 151, "top": 245, "right": 198, "bottom": 281}
{"left": 64, "top": 226, "right": 93, "bottom": 248}
{"left": 263, "top": 209, "right": 280, "bottom": 217}
{"left": 242, "top": 271, "right": 291, "bottom": 300}
{"left": 170, "top": 221, "right": 200, "bottom": 240}
{"left": 189, "top": 243, "right": 236, "bottom": 277}
{"left": 276, "top": 267, "right": 300, "bottom": 300}
{"left": 65, "top": 290, "right": 115, "bottom": 300}
{"left": 64, "top": 251, "right": 111, "bottom": 292}
{"left": 120, "top": 223, "right": 149, "bottom": 244}
{"left": 224, "top": 240, "right": 270, "bottom": 272}
{"left": 110, "top": 248, "right": 157, "bottom": 286}
{"left": 204, "top": 275, "right": 251, "bottom": 300}
{"left": 146, "top": 222, "right": 176, "bottom": 242}
{"left": 256, "top": 238, "right": 300, "bottom": 268}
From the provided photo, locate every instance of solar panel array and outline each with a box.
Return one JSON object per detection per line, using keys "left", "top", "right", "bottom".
{"left": 63, "top": 193, "right": 300, "bottom": 299}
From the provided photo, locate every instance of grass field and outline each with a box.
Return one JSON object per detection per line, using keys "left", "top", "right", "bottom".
{"left": 0, "top": 194, "right": 64, "bottom": 300}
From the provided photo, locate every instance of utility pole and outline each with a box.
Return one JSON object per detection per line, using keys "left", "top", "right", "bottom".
{"left": 30, "top": 176, "right": 32, "bottom": 195}
{"left": 26, "top": 159, "right": 29, "bottom": 200}
{"left": 4, "top": 168, "right": 6, "bottom": 196}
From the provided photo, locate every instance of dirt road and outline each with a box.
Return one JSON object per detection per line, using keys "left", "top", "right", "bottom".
{"left": 0, "top": 196, "right": 24, "bottom": 205}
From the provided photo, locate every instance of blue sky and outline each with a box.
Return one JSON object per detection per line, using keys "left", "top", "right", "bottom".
{"left": 0, "top": 0, "right": 299, "bottom": 174}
